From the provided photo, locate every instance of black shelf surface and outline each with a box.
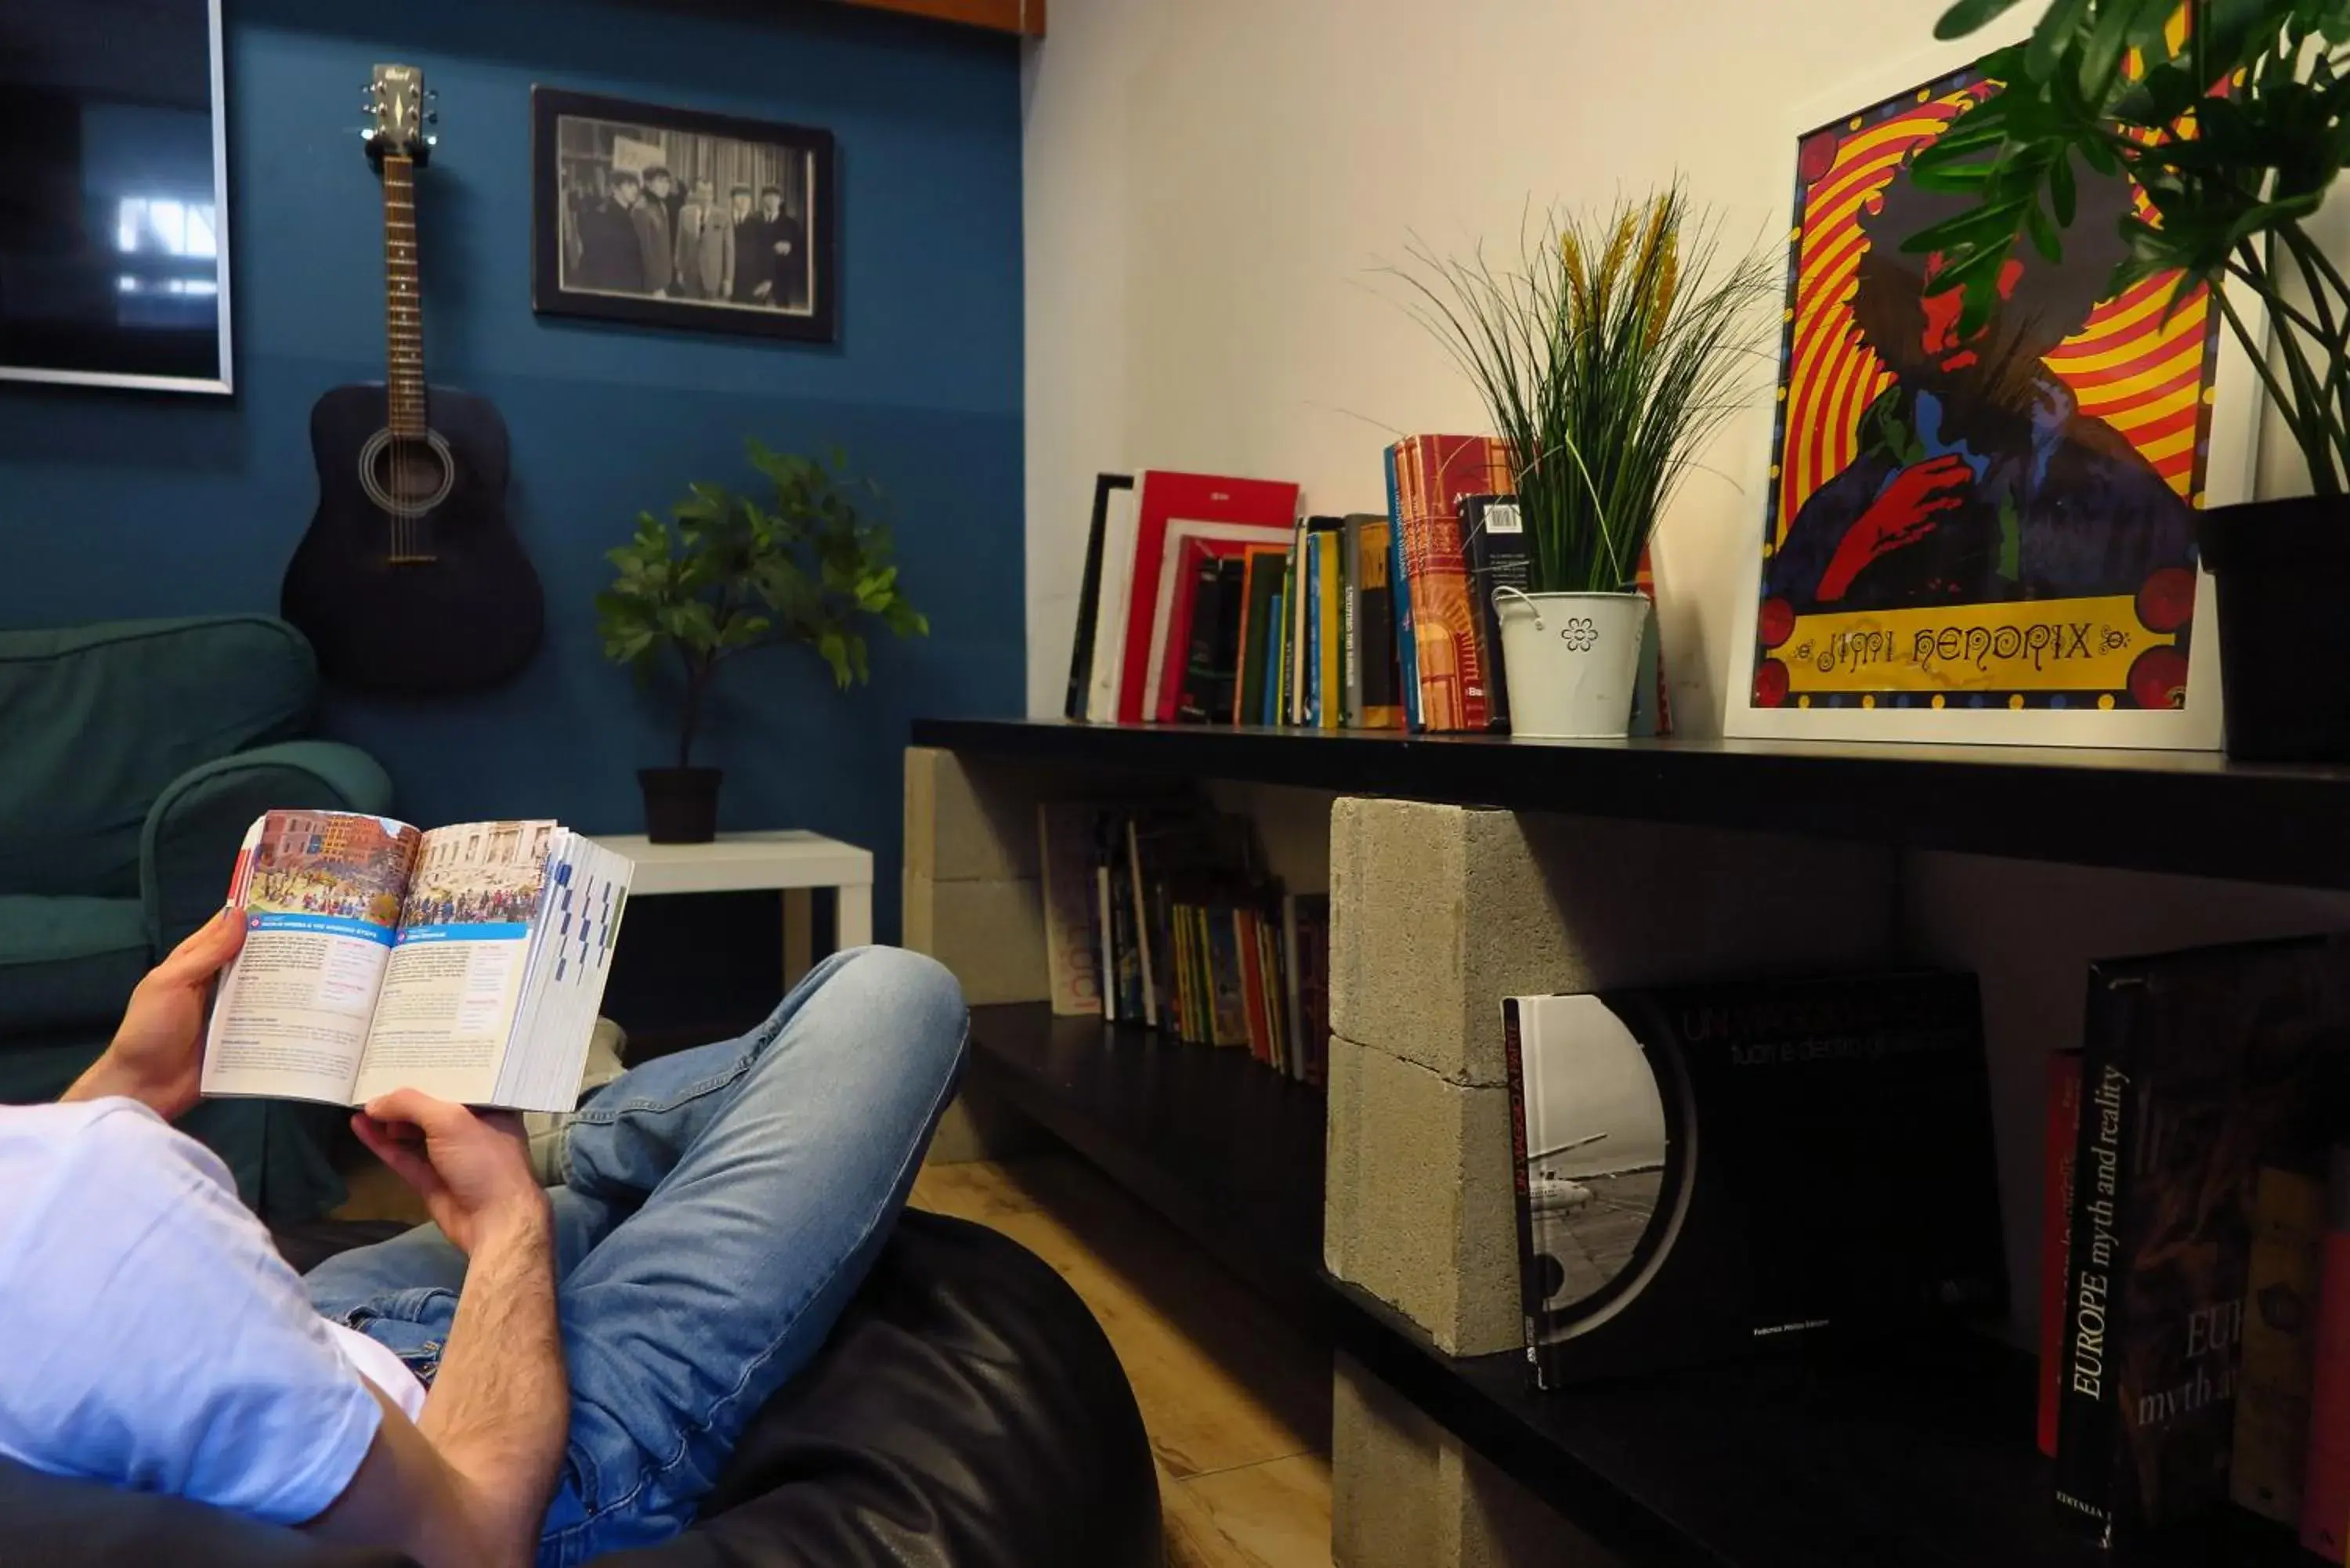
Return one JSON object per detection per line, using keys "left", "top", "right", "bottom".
{"left": 964, "top": 1002, "right": 1326, "bottom": 1319}
{"left": 911, "top": 717, "right": 2350, "bottom": 891}
{"left": 1328, "top": 1278, "right": 2304, "bottom": 1568}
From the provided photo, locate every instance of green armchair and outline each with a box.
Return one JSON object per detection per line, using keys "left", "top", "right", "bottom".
{"left": 0, "top": 616, "right": 392, "bottom": 1219}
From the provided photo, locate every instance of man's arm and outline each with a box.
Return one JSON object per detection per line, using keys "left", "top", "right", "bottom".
{"left": 419, "top": 1200, "right": 566, "bottom": 1560}
{"left": 62, "top": 909, "right": 242, "bottom": 1118}
{"left": 305, "top": 1093, "right": 567, "bottom": 1568}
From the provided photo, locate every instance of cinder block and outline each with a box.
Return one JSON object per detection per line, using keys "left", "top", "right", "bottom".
{"left": 1330, "top": 799, "right": 1896, "bottom": 1087}
{"left": 1333, "top": 1354, "right": 1625, "bottom": 1568}
{"left": 901, "top": 869, "right": 1047, "bottom": 1006}
{"left": 1324, "top": 1034, "right": 1522, "bottom": 1356}
{"left": 903, "top": 747, "right": 1044, "bottom": 883}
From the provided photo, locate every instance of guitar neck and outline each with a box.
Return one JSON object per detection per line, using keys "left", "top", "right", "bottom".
{"left": 382, "top": 155, "right": 425, "bottom": 436}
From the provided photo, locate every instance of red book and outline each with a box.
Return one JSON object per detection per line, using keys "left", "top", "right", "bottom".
{"left": 2038, "top": 1050, "right": 2084, "bottom": 1457}
{"left": 1235, "top": 909, "right": 1270, "bottom": 1065}
{"left": 2301, "top": 1147, "right": 2350, "bottom": 1559}
{"left": 1390, "top": 436, "right": 1512, "bottom": 732}
{"left": 1114, "top": 471, "right": 1300, "bottom": 724}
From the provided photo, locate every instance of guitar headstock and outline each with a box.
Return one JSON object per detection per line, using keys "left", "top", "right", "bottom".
{"left": 363, "top": 63, "right": 436, "bottom": 168}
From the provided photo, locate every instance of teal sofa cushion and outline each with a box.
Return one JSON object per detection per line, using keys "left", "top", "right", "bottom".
{"left": 0, "top": 894, "right": 150, "bottom": 1035}
{"left": 0, "top": 617, "right": 316, "bottom": 899}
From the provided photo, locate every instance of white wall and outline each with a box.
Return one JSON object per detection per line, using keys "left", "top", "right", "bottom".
{"left": 1021, "top": 0, "right": 2350, "bottom": 1341}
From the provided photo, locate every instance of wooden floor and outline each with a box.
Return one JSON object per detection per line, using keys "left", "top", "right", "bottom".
{"left": 912, "top": 1154, "right": 1336, "bottom": 1568}
{"left": 338, "top": 1149, "right": 1336, "bottom": 1566}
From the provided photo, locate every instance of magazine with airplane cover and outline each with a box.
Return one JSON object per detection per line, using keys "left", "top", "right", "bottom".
{"left": 1502, "top": 972, "right": 2004, "bottom": 1389}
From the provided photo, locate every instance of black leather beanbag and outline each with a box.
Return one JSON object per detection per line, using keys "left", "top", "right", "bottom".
{"left": 0, "top": 1209, "right": 1162, "bottom": 1568}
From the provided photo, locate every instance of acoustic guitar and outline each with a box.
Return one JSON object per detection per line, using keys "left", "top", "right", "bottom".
{"left": 282, "top": 63, "right": 544, "bottom": 695}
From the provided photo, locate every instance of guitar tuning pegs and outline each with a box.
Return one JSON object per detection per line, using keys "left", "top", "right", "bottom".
{"left": 360, "top": 127, "right": 377, "bottom": 140}
{"left": 425, "top": 111, "right": 439, "bottom": 124}
{"left": 424, "top": 133, "right": 439, "bottom": 147}
{"left": 425, "top": 88, "right": 439, "bottom": 99}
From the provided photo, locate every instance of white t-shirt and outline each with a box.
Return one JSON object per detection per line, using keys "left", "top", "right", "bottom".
{"left": 0, "top": 1098, "right": 425, "bottom": 1523}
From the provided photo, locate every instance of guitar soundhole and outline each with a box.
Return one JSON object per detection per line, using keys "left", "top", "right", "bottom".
{"left": 358, "top": 428, "right": 457, "bottom": 562}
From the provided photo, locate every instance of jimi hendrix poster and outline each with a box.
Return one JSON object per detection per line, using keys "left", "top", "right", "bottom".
{"left": 1726, "top": 42, "right": 2260, "bottom": 749}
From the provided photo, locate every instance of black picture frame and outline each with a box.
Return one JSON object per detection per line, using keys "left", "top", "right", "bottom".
{"left": 530, "top": 86, "right": 837, "bottom": 344}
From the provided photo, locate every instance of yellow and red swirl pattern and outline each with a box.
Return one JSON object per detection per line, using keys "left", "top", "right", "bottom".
{"left": 1773, "top": 78, "right": 2216, "bottom": 547}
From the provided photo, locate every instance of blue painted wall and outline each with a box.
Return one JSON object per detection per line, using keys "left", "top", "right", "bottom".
{"left": 0, "top": 0, "right": 1025, "bottom": 943}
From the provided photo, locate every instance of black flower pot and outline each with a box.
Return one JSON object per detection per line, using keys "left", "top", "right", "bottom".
{"left": 2197, "top": 495, "right": 2350, "bottom": 762}
{"left": 638, "top": 767, "right": 722, "bottom": 844}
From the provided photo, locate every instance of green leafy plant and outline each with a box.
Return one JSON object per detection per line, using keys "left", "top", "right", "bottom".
{"left": 596, "top": 440, "right": 928, "bottom": 768}
{"left": 1914, "top": 0, "right": 2350, "bottom": 493}
{"left": 1388, "top": 185, "right": 1777, "bottom": 593}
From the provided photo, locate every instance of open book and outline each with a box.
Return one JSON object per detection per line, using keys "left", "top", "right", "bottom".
{"left": 200, "top": 811, "right": 633, "bottom": 1114}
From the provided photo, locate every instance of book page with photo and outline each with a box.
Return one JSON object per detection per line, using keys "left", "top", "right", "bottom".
{"left": 353, "top": 819, "right": 559, "bottom": 1106}
{"left": 201, "top": 810, "right": 422, "bottom": 1104}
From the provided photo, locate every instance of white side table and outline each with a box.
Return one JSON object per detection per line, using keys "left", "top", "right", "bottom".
{"left": 589, "top": 829, "right": 874, "bottom": 988}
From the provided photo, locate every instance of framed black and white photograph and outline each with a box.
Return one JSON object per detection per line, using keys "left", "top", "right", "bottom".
{"left": 531, "top": 87, "right": 835, "bottom": 343}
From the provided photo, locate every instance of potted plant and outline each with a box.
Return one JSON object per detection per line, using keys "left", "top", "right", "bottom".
{"left": 596, "top": 440, "right": 929, "bottom": 842}
{"left": 1911, "top": 0, "right": 2350, "bottom": 759}
{"left": 1393, "top": 186, "right": 1775, "bottom": 736}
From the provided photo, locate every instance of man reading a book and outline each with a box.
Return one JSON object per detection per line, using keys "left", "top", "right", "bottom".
{"left": 0, "top": 909, "right": 967, "bottom": 1566}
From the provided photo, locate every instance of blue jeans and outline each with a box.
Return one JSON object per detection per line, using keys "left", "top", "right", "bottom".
{"left": 302, "top": 946, "right": 968, "bottom": 1566}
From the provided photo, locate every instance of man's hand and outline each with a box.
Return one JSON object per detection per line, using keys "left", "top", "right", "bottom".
{"left": 64, "top": 908, "right": 245, "bottom": 1118}
{"left": 1817, "top": 453, "right": 1973, "bottom": 603}
{"left": 354, "top": 1092, "right": 548, "bottom": 1255}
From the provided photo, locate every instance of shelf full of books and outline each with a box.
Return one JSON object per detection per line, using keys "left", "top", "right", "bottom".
{"left": 1059, "top": 440, "right": 1666, "bottom": 738}
{"left": 1037, "top": 797, "right": 1327, "bottom": 1086}
{"left": 1450, "top": 934, "right": 2350, "bottom": 1567}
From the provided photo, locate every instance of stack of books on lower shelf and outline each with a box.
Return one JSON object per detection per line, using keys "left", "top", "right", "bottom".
{"left": 2028, "top": 934, "right": 2350, "bottom": 1561}
{"left": 1035, "top": 798, "right": 1327, "bottom": 1086}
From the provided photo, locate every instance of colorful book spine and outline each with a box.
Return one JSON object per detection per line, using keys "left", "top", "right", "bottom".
{"left": 1318, "top": 526, "right": 1343, "bottom": 731}
{"left": 1304, "top": 533, "right": 1322, "bottom": 728}
{"left": 1460, "top": 495, "right": 1530, "bottom": 733}
{"left": 2301, "top": 1147, "right": 2350, "bottom": 1559}
{"left": 1235, "top": 550, "right": 1284, "bottom": 726}
{"left": 1390, "top": 435, "right": 1512, "bottom": 732}
{"left": 2232, "top": 1165, "right": 2324, "bottom": 1524}
{"left": 1206, "top": 907, "right": 1249, "bottom": 1048}
{"left": 1264, "top": 591, "right": 1285, "bottom": 726}
{"left": 1383, "top": 444, "right": 1420, "bottom": 731}
{"left": 1175, "top": 549, "right": 1228, "bottom": 724}
{"left": 1350, "top": 513, "right": 1401, "bottom": 729}
{"left": 2038, "top": 1050, "right": 2083, "bottom": 1458}
{"left": 1340, "top": 518, "right": 1363, "bottom": 728}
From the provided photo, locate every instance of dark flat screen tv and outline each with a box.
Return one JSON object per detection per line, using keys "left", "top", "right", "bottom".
{"left": 0, "top": 0, "right": 233, "bottom": 393}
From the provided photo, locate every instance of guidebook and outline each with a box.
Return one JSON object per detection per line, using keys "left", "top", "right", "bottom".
{"left": 199, "top": 810, "right": 634, "bottom": 1114}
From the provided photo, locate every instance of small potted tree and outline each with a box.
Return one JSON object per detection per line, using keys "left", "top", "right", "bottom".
{"left": 597, "top": 440, "right": 928, "bottom": 842}
{"left": 1911, "top": 0, "right": 2350, "bottom": 759}
{"left": 1394, "top": 186, "right": 1774, "bottom": 735}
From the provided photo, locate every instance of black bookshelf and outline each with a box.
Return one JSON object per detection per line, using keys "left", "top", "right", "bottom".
{"left": 910, "top": 717, "right": 2350, "bottom": 891}
{"left": 1327, "top": 1279, "right": 2304, "bottom": 1568}
{"left": 964, "top": 1002, "right": 1326, "bottom": 1320}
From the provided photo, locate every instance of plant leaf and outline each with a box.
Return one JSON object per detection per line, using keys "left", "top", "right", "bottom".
{"left": 2025, "top": 0, "right": 2091, "bottom": 81}
{"left": 1936, "top": 0, "right": 2027, "bottom": 39}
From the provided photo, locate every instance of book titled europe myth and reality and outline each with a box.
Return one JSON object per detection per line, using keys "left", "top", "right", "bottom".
{"left": 199, "top": 811, "right": 634, "bottom": 1114}
{"left": 1502, "top": 972, "right": 2005, "bottom": 1390}
{"left": 2051, "top": 936, "right": 2350, "bottom": 1548}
